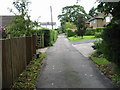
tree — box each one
[76,13,86,37]
[62,22,77,32]
[58,5,88,25]
[97,2,120,66]
[88,7,98,18]
[7,0,33,37]
[58,5,87,36]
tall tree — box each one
[58,5,87,36]
[58,5,88,25]
[76,13,86,37]
[88,7,98,18]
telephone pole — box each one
[50,6,53,29]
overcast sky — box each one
[0,0,99,28]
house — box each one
[86,13,112,28]
[0,15,15,27]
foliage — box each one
[62,22,77,33]
[58,5,88,25]
[68,36,98,41]
[92,40,104,57]
[88,7,98,19]
[102,22,120,66]
[85,28,96,35]
[90,56,111,65]
[66,28,77,37]
[58,5,88,36]
[97,2,120,66]
[6,0,34,37]
[11,53,47,89]
[95,27,105,32]
[76,13,86,37]
[33,28,58,48]
[97,2,120,21]
[90,56,120,87]
[94,32,102,38]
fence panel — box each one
[2,35,36,88]
[11,37,26,82]
[2,39,13,88]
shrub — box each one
[36,28,58,48]
[85,28,96,35]
[102,22,120,66]
[66,28,76,37]
[92,40,104,57]
[96,27,105,32]
[94,32,102,38]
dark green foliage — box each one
[85,28,96,35]
[88,7,98,18]
[34,28,58,48]
[76,14,86,37]
[92,40,104,57]
[97,2,120,66]
[94,32,102,38]
[66,28,76,37]
[102,22,120,66]
[95,27,105,32]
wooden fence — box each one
[2,35,37,88]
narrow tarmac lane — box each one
[36,34,115,88]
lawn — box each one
[90,56,111,65]
[68,36,99,41]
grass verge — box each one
[90,56,120,87]
[68,36,99,41]
[11,52,47,89]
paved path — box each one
[72,43,95,57]
[36,34,115,88]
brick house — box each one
[86,13,112,28]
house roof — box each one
[87,13,105,22]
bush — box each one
[94,32,102,38]
[102,22,120,66]
[96,27,105,32]
[85,28,96,35]
[66,28,77,37]
[35,28,58,48]
[92,40,104,57]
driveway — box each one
[36,34,115,88]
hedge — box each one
[66,28,77,37]
[85,28,96,35]
[33,28,58,48]
[85,27,105,36]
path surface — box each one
[72,43,95,57]
[36,34,114,88]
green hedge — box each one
[85,28,96,35]
[66,28,77,37]
[85,27,105,36]
[33,28,58,48]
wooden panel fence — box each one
[1,35,37,88]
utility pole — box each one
[50,6,53,29]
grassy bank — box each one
[68,36,99,41]
[11,53,47,89]
[90,56,120,87]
